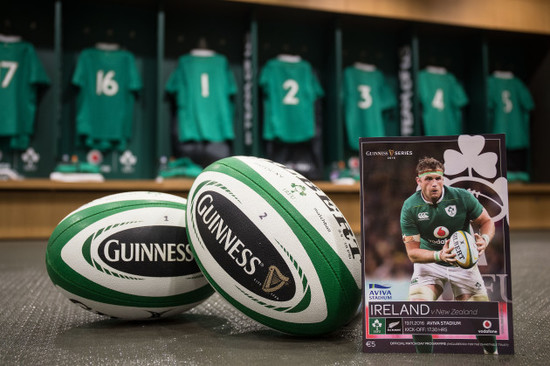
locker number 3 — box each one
[358,85,373,109]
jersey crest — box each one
[445,205,457,217]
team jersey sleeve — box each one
[28,46,50,86]
[302,61,322,99]
[451,75,469,108]
[71,51,90,138]
[400,200,419,237]
[165,58,183,95]
[462,189,484,221]
[127,53,142,92]
[341,67,349,102]
[165,62,189,111]
[380,73,397,110]
[165,71,177,94]
[258,62,270,89]
[71,52,86,88]
[516,78,534,112]
[311,67,324,99]
[225,59,237,96]
[417,71,429,106]
[19,44,50,138]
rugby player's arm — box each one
[472,208,495,256]
[403,235,455,264]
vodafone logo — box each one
[483,320,492,329]
[433,226,449,239]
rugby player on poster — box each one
[400,157,497,354]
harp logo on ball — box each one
[194,190,297,302]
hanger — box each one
[277,54,301,63]
[0,34,22,43]
[95,42,120,51]
[191,49,215,56]
[425,65,447,74]
[354,62,376,71]
[493,70,514,79]
[191,37,215,56]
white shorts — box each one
[409,262,487,299]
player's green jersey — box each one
[488,75,534,149]
[260,57,324,143]
[400,185,483,258]
[418,70,468,136]
[342,66,396,149]
[0,41,50,149]
[166,53,237,142]
[72,48,142,151]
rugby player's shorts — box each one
[409,262,487,299]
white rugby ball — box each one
[46,191,213,319]
[186,156,362,335]
[449,230,479,269]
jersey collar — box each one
[420,186,446,205]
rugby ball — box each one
[449,230,479,269]
[46,191,214,319]
[186,156,362,335]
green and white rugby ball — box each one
[186,156,361,335]
[46,191,213,319]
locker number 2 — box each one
[283,79,299,105]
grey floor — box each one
[1,231,549,365]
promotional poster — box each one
[360,135,513,354]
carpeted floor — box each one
[0,231,548,365]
